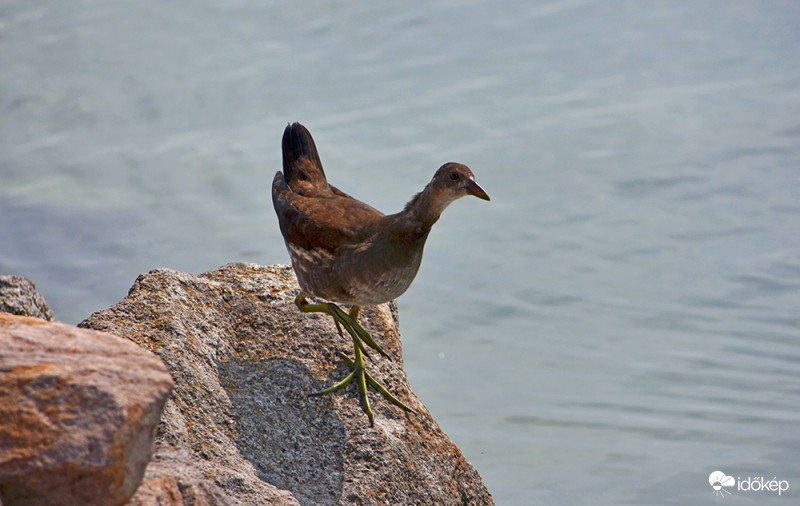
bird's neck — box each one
[401,183,455,229]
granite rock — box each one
[0,276,54,321]
[0,313,174,506]
[80,262,493,505]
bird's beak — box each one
[467,179,491,201]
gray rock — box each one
[0,313,174,506]
[0,276,54,321]
[80,262,493,505]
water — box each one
[2,1,799,503]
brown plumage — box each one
[272,122,490,307]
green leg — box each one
[297,294,415,426]
[295,294,389,359]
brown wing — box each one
[272,171,385,254]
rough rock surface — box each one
[80,262,493,505]
[0,313,174,506]
[0,276,54,321]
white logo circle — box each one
[709,471,735,495]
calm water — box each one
[2,1,799,503]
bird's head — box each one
[430,162,491,204]
[403,162,490,225]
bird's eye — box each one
[449,171,460,181]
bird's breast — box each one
[286,238,425,306]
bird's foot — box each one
[309,351,414,426]
[295,294,414,426]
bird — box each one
[272,122,490,425]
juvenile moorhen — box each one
[272,122,490,425]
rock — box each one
[80,262,494,505]
[0,276,54,321]
[0,313,174,506]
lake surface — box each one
[2,1,799,503]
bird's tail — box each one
[281,122,326,184]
